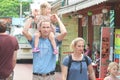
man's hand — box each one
[22,18,33,41]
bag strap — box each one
[84,55,89,66]
[67,55,72,80]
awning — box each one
[58,0,108,15]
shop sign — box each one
[92,14,103,26]
[114,29,120,63]
[99,27,110,78]
[82,16,88,27]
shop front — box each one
[58,0,120,78]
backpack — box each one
[67,55,89,80]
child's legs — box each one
[34,31,41,48]
[49,32,56,49]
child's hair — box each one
[107,62,119,74]
[70,37,85,51]
[40,2,51,15]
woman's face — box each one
[110,65,118,76]
[74,40,84,54]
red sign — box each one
[99,27,110,78]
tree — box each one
[0,0,29,17]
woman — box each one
[62,37,96,80]
[94,50,100,78]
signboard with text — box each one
[114,29,120,63]
[99,27,110,78]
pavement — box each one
[14,63,62,80]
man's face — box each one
[39,22,51,37]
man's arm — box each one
[12,50,17,68]
[55,14,67,41]
[22,18,33,41]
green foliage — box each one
[0,0,29,17]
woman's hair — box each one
[86,43,90,47]
[107,62,119,74]
[70,37,85,51]
[96,50,100,55]
[40,2,51,15]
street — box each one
[13,62,62,80]
[14,63,32,80]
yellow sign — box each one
[115,29,120,54]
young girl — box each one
[104,62,119,80]
[32,2,58,54]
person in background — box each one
[94,50,100,78]
[22,13,67,80]
[104,62,119,80]
[84,43,92,59]
[0,21,19,80]
[32,2,58,54]
[62,37,96,80]
[95,50,100,67]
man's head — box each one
[38,20,52,38]
[0,21,7,33]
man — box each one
[0,22,19,80]
[22,14,67,80]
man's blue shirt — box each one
[29,37,61,74]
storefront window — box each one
[93,26,101,52]
[83,26,88,43]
